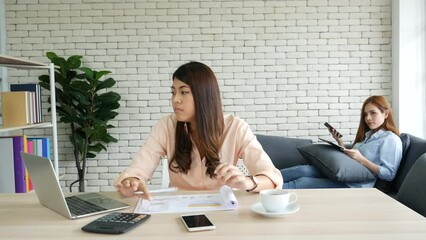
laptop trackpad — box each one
[78,193,128,209]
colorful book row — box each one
[0,136,50,193]
[0,83,43,127]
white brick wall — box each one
[4,0,392,192]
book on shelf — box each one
[28,137,50,159]
[0,135,30,193]
[26,137,50,191]
[10,83,43,123]
[0,137,16,193]
[22,136,33,192]
[0,135,50,193]
[26,138,34,192]
[13,136,27,193]
[0,91,31,127]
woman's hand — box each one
[329,129,345,147]
[343,148,380,176]
[214,162,251,190]
[114,177,152,200]
[343,149,364,163]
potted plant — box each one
[39,52,121,192]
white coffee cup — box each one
[259,189,298,213]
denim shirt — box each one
[346,130,402,188]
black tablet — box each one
[318,137,345,152]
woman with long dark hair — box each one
[115,62,282,199]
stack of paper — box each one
[134,186,239,214]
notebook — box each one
[21,152,129,219]
[318,137,345,152]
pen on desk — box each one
[134,187,178,195]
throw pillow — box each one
[256,134,312,169]
[297,144,376,183]
[374,133,410,193]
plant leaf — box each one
[70,81,92,92]
[80,67,94,81]
[95,70,111,80]
[46,52,58,61]
[68,90,90,105]
[67,55,83,69]
[89,143,106,153]
[98,92,121,104]
[96,78,116,91]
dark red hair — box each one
[353,96,399,146]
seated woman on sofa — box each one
[281,96,403,189]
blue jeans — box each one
[280,165,349,189]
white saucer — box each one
[250,202,300,218]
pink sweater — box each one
[115,114,283,190]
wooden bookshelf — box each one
[0,55,59,177]
[0,122,53,133]
[0,55,50,68]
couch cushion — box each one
[256,134,312,169]
[297,144,376,182]
[393,134,426,192]
[374,133,411,193]
[396,153,426,217]
[400,133,412,158]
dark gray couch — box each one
[256,133,426,217]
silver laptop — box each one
[21,152,129,219]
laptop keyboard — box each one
[66,196,106,216]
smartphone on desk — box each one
[181,213,216,232]
[324,122,342,138]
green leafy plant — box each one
[39,52,121,192]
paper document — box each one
[134,185,239,214]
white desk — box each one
[1,188,425,239]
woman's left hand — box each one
[343,148,364,163]
[214,162,250,190]
[343,148,380,176]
